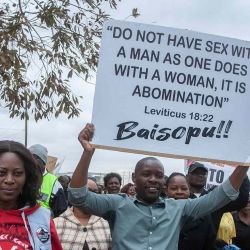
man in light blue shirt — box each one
[69,124,249,250]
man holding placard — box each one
[68,123,249,250]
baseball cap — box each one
[29,144,48,164]
[188,162,208,173]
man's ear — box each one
[132,172,136,183]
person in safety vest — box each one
[29,144,67,217]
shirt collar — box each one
[132,195,165,207]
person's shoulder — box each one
[53,207,77,225]
[51,179,64,193]
[26,205,52,222]
[24,204,49,215]
[98,217,111,230]
[55,207,71,218]
[91,214,110,225]
[163,197,184,202]
[53,215,63,224]
[46,172,56,176]
[118,193,128,198]
[163,197,187,206]
[231,211,238,220]
[36,205,51,215]
[45,172,58,180]
[103,193,128,199]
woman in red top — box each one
[0,140,62,250]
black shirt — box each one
[232,212,250,250]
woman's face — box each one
[166,175,190,200]
[127,185,136,197]
[106,177,121,194]
[0,152,26,210]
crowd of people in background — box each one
[0,124,249,249]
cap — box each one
[29,144,48,164]
[188,162,208,173]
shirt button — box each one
[149,232,152,235]
[153,217,156,219]
[149,247,152,250]
[83,227,87,232]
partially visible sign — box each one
[45,156,58,173]
[92,19,250,165]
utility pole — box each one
[24,92,28,147]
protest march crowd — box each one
[0,123,249,250]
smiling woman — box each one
[0,141,63,250]
[0,141,41,209]
[104,172,122,194]
[0,152,26,210]
[165,172,190,200]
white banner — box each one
[92,19,250,165]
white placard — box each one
[92,19,250,165]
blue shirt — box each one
[69,179,238,250]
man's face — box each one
[132,159,164,204]
[187,168,208,189]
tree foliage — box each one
[0,0,119,121]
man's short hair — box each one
[134,157,163,174]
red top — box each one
[0,204,62,250]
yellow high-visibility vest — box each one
[38,173,57,210]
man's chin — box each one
[109,190,119,194]
[144,194,160,203]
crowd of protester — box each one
[0,124,249,249]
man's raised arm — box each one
[183,165,249,220]
[70,123,95,188]
[229,165,249,191]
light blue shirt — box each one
[69,179,238,250]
